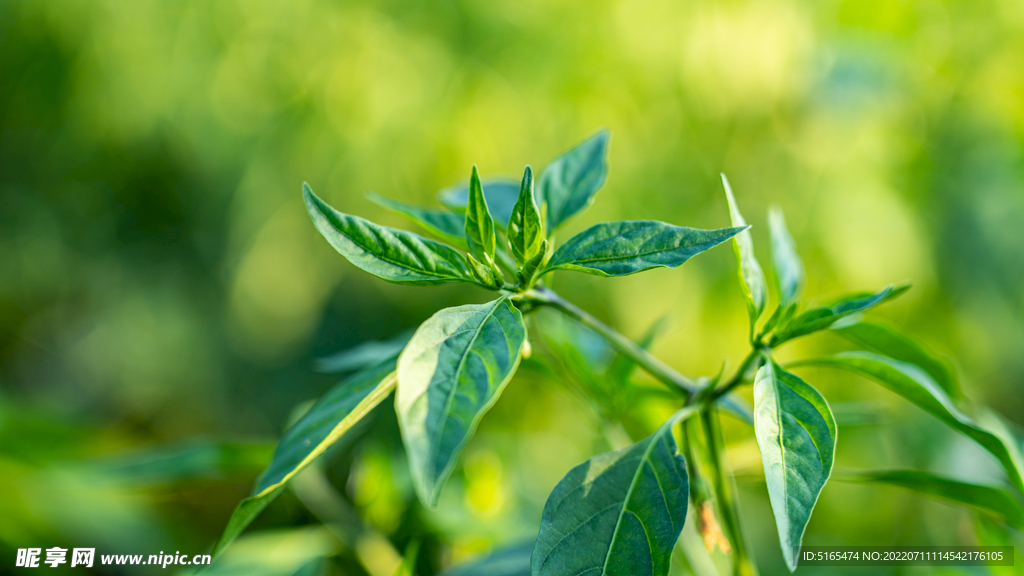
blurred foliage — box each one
[1,0,1023,574]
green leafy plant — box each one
[213,131,1024,575]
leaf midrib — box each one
[554,229,723,267]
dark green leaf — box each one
[213,361,397,557]
[440,542,533,576]
[314,330,412,374]
[537,129,610,232]
[542,220,744,277]
[531,407,697,576]
[438,179,521,228]
[770,284,909,345]
[721,174,767,335]
[304,184,476,286]
[794,352,1024,494]
[768,207,804,308]
[396,298,526,507]
[831,317,961,398]
[842,470,1024,530]
[465,165,497,262]
[508,166,544,266]
[752,358,836,572]
[366,191,466,247]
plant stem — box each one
[707,347,763,403]
[525,286,696,395]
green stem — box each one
[526,286,696,395]
[700,410,758,576]
[707,348,764,403]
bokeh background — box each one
[2,0,1023,574]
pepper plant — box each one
[213,131,1024,575]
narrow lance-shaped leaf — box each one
[721,174,767,336]
[542,220,745,277]
[366,191,466,247]
[396,297,526,507]
[768,206,804,309]
[304,184,476,286]
[840,470,1024,530]
[438,180,521,229]
[792,352,1024,494]
[314,330,413,374]
[770,283,910,345]
[538,129,610,232]
[752,358,836,572]
[831,317,961,399]
[465,165,497,262]
[531,407,698,576]
[213,361,398,557]
[508,165,544,266]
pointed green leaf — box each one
[440,542,533,576]
[842,470,1024,530]
[770,284,909,345]
[792,352,1024,494]
[508,166,544,266]
[531,407,697,576]
[465,166,497,261]
[438,179,521,228]
[752,359,836,572]
[537,130,610,232]
[213,361,397,557]
[366,191,467,247]
[542,220,744,277]
[831,317,961,399]
[767,207,804,308]
[304,184,475,286]
[464,253,503,289]
[518,239,550,286]
[721,175,767,335]
[396,297,526,507]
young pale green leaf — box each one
[464,253,503,289]
[213,362,397,557]
[439,542,533,576]
[366,192,466,247]
[507,166,544,266]
[767,206,804,308]
[304,184,476,286]
[794,352,1024,494]
[531,407,698,576]
[831,317,961,399]
[537,129,610,232]
[396,298,526,507]
[314,330,413,374]
[518,239,550,286]
[770,284,910,345]
[465,166,497,261]
[721,175,767,335]
[842,470,1024,530]
[752,358,836,572]
[542,220,745,277]
[438,179,521,228]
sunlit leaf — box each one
[531,407,697,576]
[794,352,1024,494]
[842,470,1024,530]
[542,220,744,277]
[507,166,544,267]
[831,317,961,398]
[366,191,466,247]
[721,174,767,337]
[465,165,497,262]
[396,297,526,507]
[213,362,397,557]
[537,129,610,232]
[304,184,476,286]
[752,358,836,572]
[767,206,804,308]
[770,284,909,345]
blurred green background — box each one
[2,0,1023,574]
